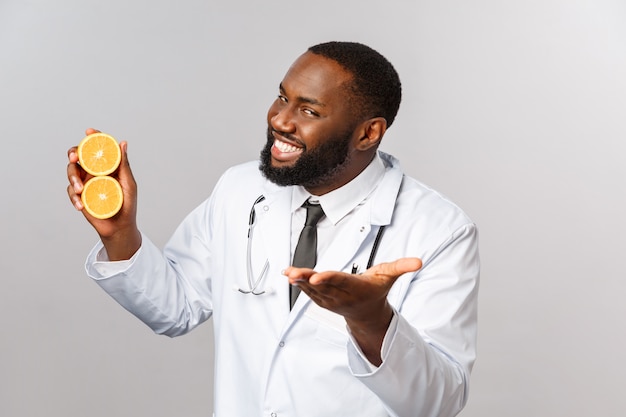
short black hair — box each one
[308,41,402,128]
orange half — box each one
[77,132,121,176]
[81,176,124,219]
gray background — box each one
[1,0,624,416]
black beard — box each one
[259,127,352,189]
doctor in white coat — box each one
[67,41,479,417]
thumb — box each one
[117,141,133,178]
[116,141,138,196]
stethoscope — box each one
[238,195,386,296]
[239,195,270,295]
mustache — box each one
[267,127,304,147]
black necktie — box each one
[290,201,325,309]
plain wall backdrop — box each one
[1,0,625,416]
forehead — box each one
[280,52,353,104]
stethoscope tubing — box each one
[240,195,385,295]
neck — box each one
[304,150,377,196]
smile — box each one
[274,138,302,153]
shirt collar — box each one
[291,153,386,225]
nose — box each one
[268,102,295,133]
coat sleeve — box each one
[84,162,259,337]
[347,223,479,417]
[85,196,215,337]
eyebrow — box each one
[279,83,326,107]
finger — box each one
[283,266,316,285]
[67,184,83,210]
[367,257,422,278]
[85,127,100,136]
[292,279,335,303]
[67,153,85,194]
[67,146,78,163]
[293,269,362,288]
[308,270,350,286]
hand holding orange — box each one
[77,132,124,219]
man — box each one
[67,41,479,417]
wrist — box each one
[345,301,394,338]
[101,227,141,261]
[345,303,393,367]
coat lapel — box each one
[253,186,293,315]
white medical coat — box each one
[86,152,479,417]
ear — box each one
[354,117,387,151]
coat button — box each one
[279,341,285,347]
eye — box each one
[302,108,319,117]
[277,95,288,103]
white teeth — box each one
[274,139,301,153]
